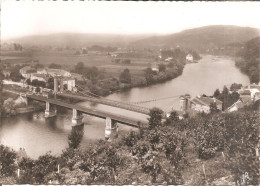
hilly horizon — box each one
[131,25,260,52]
[2,33,155,48]
[2,25,260,51]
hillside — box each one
[235,36,260,84]
[3,33,154,48]
[131,25,260,52]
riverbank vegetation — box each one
[73,48,190,96]
[1,103,259,185]
[235,36,260,84]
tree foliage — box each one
[235,37,260,84]
[0,145,17,177]
[68,127,84,149]
[148,107,164,129]
[48,63,61,69]
[119,68,131,84]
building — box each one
[238,84,260,100]
[151,67,159,74]
[19,66,37,79]
[30,73,50,83]
[63,77,76,91]
[190,96,222,113]
[46,69,71,77]
[165,57,173,62]
[225,96,252,112]
[186,54,193,62]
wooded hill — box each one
[235,36,260,84]
[131,25,260,52]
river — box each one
[0,55,250,159]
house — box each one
[254,92,260,102]
[62,77,76,91]
[226,96,252,112]
[186,54,193,62]
[165,57,173,62]
[190,96,222,113]
[37,68,48,74]
[46,69,71,77]
[238,84,260,100]
[151,67,159,74]
[37,68,71,77]
[19,66,37,79]
[30,73,50,83]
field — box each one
[1,50,156,77]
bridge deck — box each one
[57,93,151,115]
[27,95,148,128]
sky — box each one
[1,1,260,40]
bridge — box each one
[3,78,188,140]
[27,94,147,128]
[57,92,151,115]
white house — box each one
[151,67,159,74]
[186,54,193,62]
[63,77,76,91]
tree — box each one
[144,68,153,85]
[230,83,242,92]
[31,79,46,88]
[10,71,24,82]
[165,111,179,125]
[46,77,54,89]
[119,68,131,84]
[33,153,58,184]
[18,157,35,184]
[213,89,221,98]
[209,102,219,114]
[0,145,17,177]
[26,79,31,85]
[3,98,16,116]
[224,111,259,185]
[74,62,85,75]
[121,59,131,64]
[48,63,61,69]
[158,63,166,72]
[68,128,84,149]
[35,86,41,93]
[148,107,164,129]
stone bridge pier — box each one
[45,101,57,118]
[72,108,83,126]
[105,117,118,140]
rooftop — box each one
[191,96,222,106]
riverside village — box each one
[0,1,259,185]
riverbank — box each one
[77,58,187,97]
